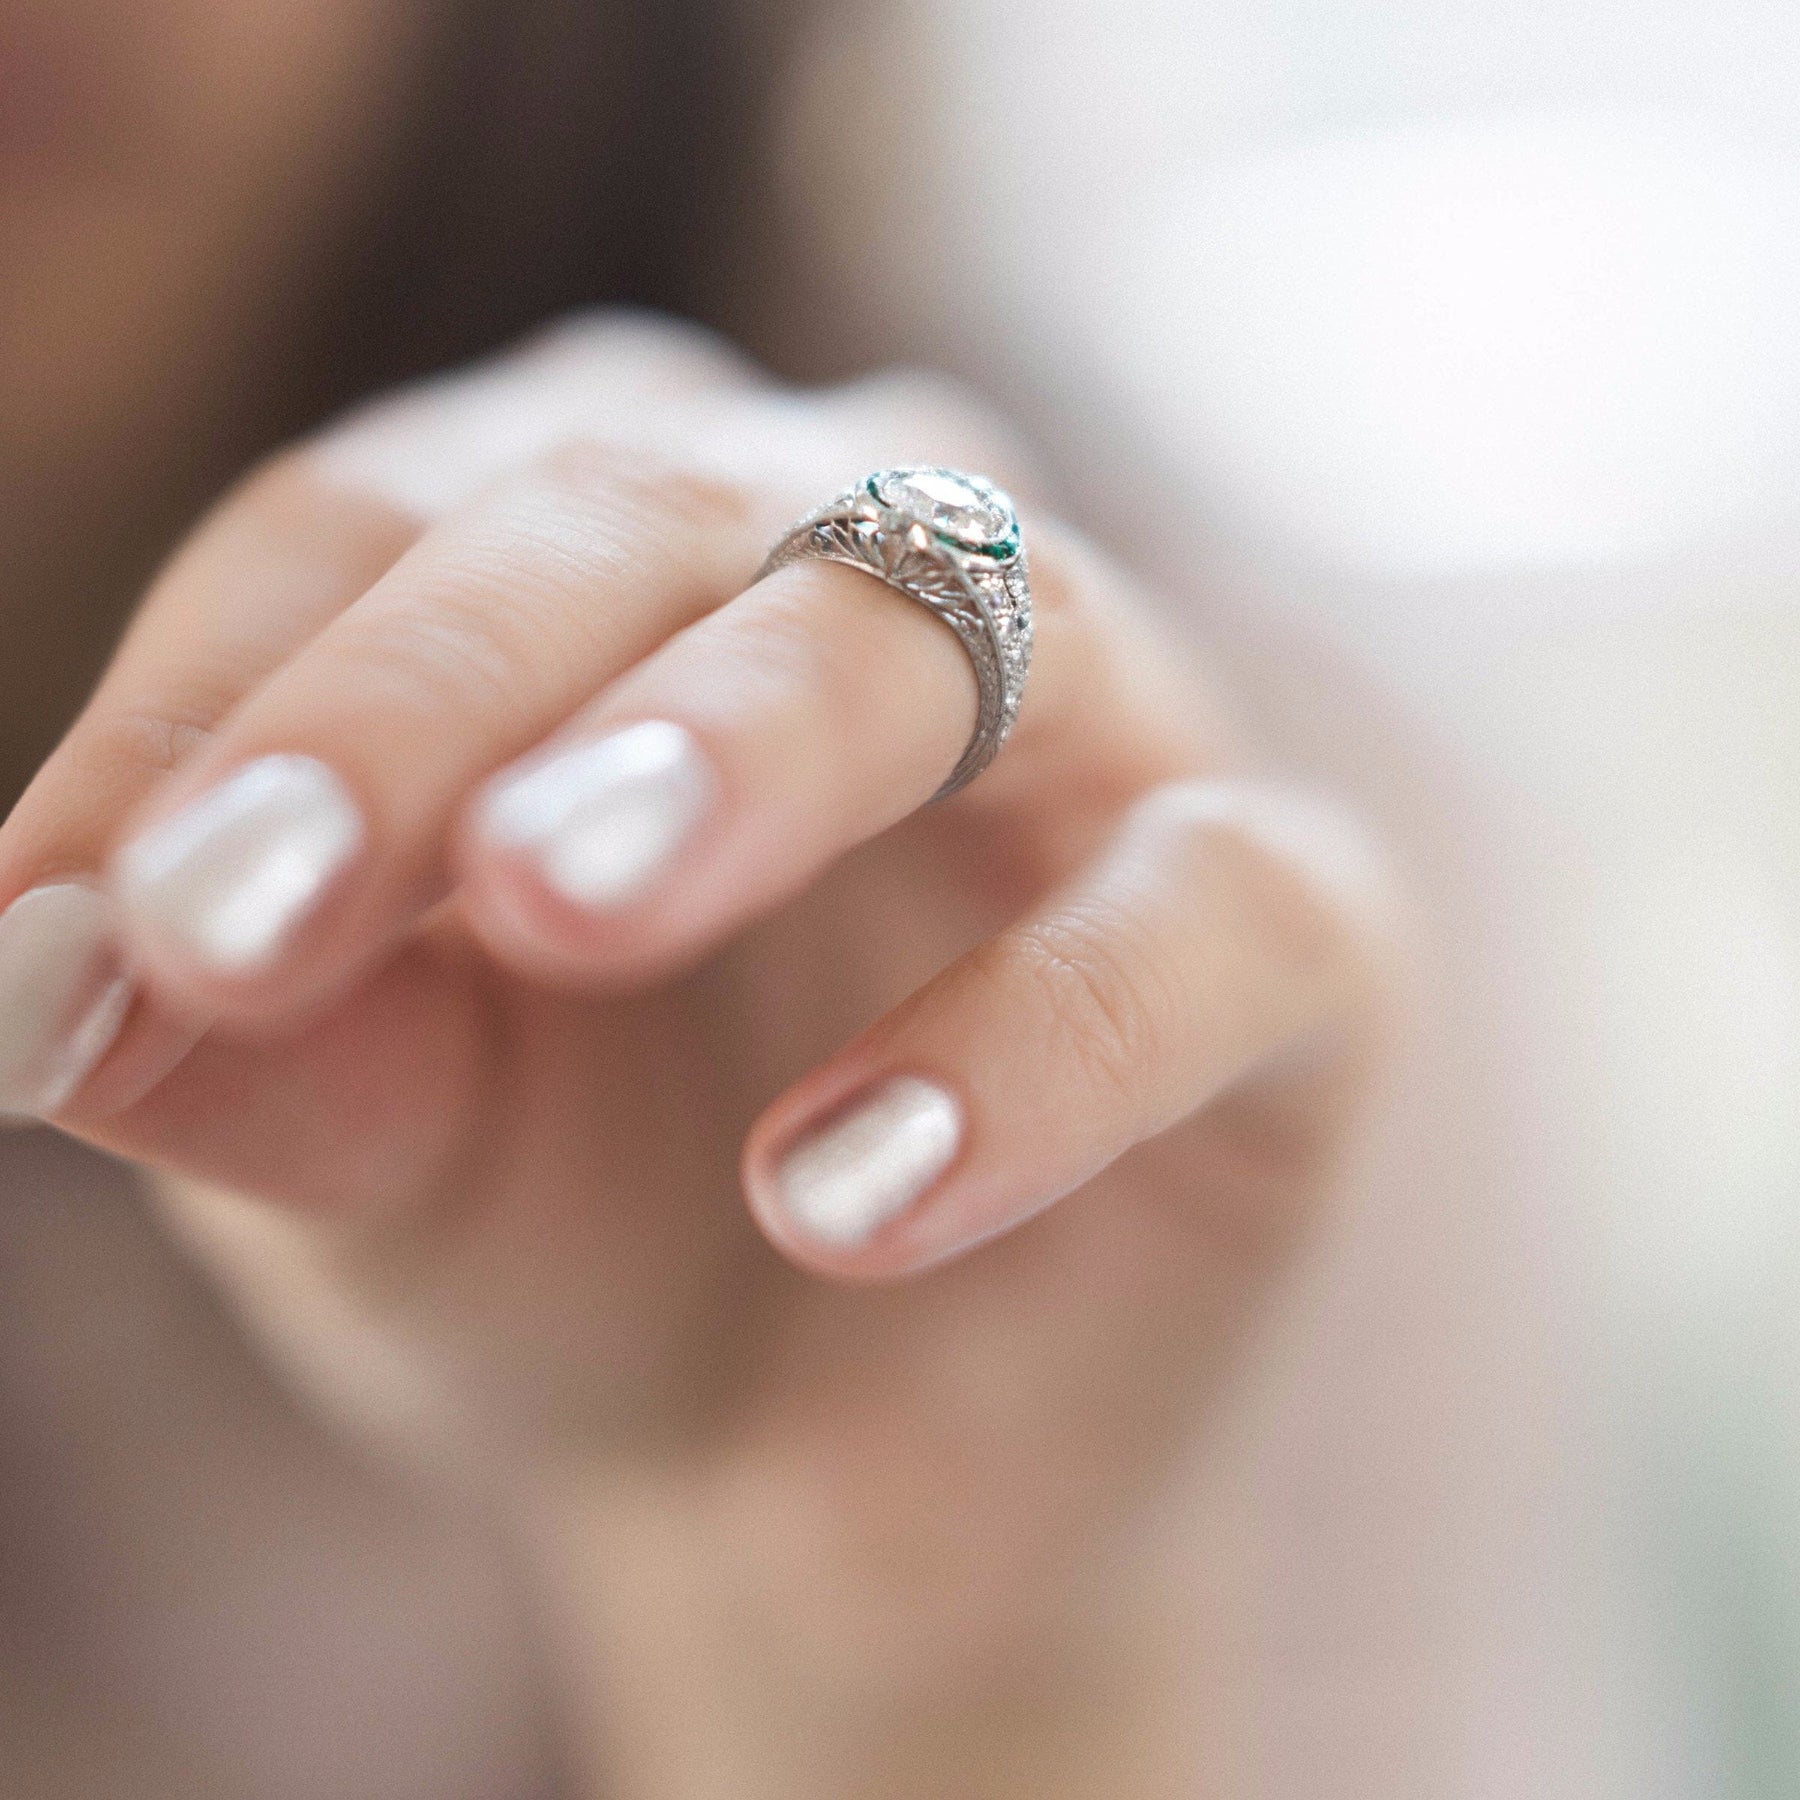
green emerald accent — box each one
[868,467,1019,560]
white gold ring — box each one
[758,467,1033,797]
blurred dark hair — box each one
[1,0,774,796]
[284,0,766,428]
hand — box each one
[0,314,1392,1792]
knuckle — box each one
[533,436,756,546]
[92,695,223,781]
[1018,521,1156,643]
[1139,781,1399,1029]
[1225,834,1345,995]
[1014,905,1172,1105]
[998,542,1239,788]
[1020,543,1092,642]
[534,307,756,385]
[308,314,761,522]
[341,575,564,725]
[839,365,984,422]
[1019,519,1095,619]
[1158,781,1393,955]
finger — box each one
[456,525,1223,988]
[28,310,761,886]
[62,933,495,1218]
[105,442,773,1024]
[32,310,752,865]
[99,372,1058,1023]
[741,780,1396,1280]
[2,459,419,885]
[0,460,421,1118]
[0,314,759,1112]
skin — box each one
[0,6,1394,1795]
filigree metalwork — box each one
[758,469,1033,798]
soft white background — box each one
[769,3,1800,1792]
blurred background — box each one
[6,0,1800,1793]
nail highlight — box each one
[479,720,715,909]
[115,755,364,974]
[0,885,132,1119]
[772,1076,963,1250]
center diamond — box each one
[869,467,1019,558]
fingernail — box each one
[479,720,716,909]
[115,754,364,974]
[0,885,132,1119]
[772,1076,963,1250]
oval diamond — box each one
[869,467,1019,558]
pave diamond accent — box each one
[869,467,1020,559]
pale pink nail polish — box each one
[0,885,132,1118]
[772,1076,963,1249]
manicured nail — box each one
[115,754,364,974]
[479,720,716,909]
[772,1076,963,1249]
[0,885,132,1119]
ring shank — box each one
[758,483,1031,799]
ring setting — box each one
[759,467,1032,797]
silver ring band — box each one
[758,467,1033,798]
